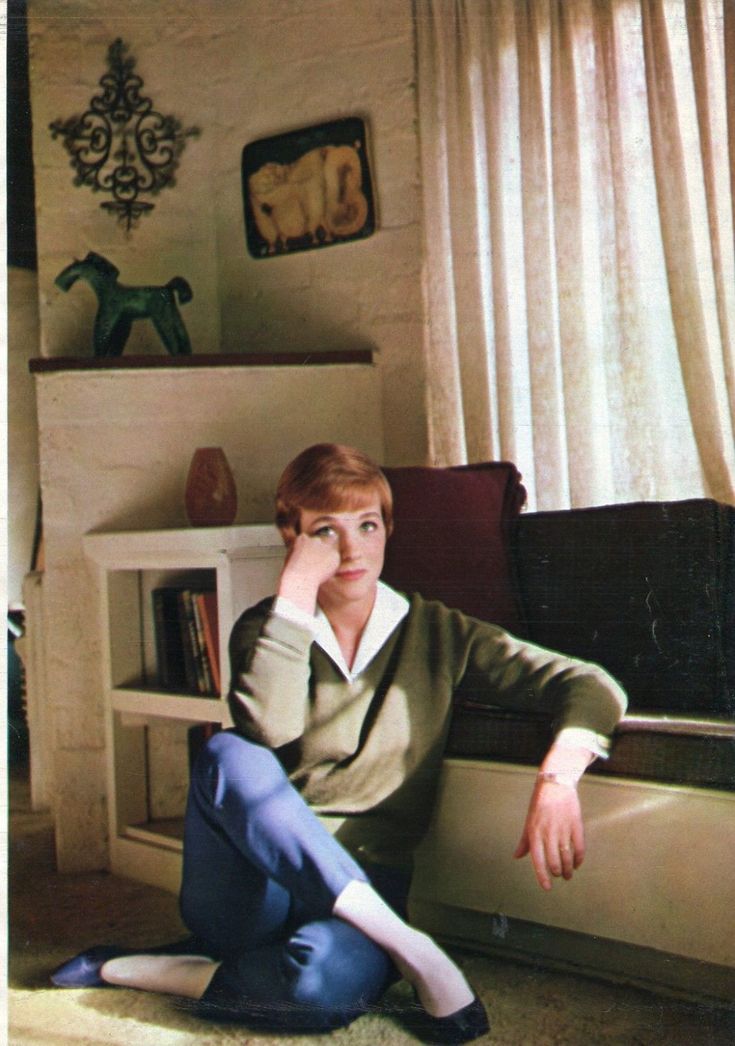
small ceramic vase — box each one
[185,447,238,526]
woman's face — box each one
[299,495,386,610]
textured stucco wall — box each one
[27,0,428,463]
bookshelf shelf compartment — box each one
[125,818,185,851]
[85,524,284,892]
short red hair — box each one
[275,444,393,540]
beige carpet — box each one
[8,767,734,1046]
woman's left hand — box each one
[513,741,595,890]
[513,777,585,890]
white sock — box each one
[101,954,220,999]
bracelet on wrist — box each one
[537,770,581,789]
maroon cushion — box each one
[381,462,527,633]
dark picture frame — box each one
[241,117,376,258]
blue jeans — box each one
[179,730,410,1032]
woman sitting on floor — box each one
[51,443,627,1044]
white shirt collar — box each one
[315,580,409,682]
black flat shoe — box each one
[50,945,132,988]
[407,994,490,1044]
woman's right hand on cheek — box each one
[278,533,340,611]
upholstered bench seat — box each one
[447,707,735,791]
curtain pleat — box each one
[687,0,735,426]
[417,2,466,464]
[477,1,537,491]
[416,0,735,508]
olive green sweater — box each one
[228,591,627,867]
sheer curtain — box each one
[415,0,735,510]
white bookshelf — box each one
[84,524,284,892]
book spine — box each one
[198,591,221,695]
[186,589,208,694]
[177,590,201,694]
[152,587,187,691]
[192,592,214,694]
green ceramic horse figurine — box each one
[55,251,193,356]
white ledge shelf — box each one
[111,688,227,722]
[30,350,374,373]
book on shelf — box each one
[178,589,203,694]
[152,588,188,692]
[152,586,220,696]
[197,591,221,694]
[190,593,213,694]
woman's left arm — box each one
[455,619,628,890]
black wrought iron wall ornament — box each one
[50,38,200,231]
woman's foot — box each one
[390,927,475,1017]
[395,937,490,1043]
[332,879,482,1021]
[406,994,490,1044]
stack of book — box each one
[152,587,221,696]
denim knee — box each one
[283,919,393,1024]
[193,729,285,804]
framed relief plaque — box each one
[242,117,376,258]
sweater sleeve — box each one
[227,597,315,747]
[454,614,628,747]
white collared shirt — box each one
[273,580,409,683]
